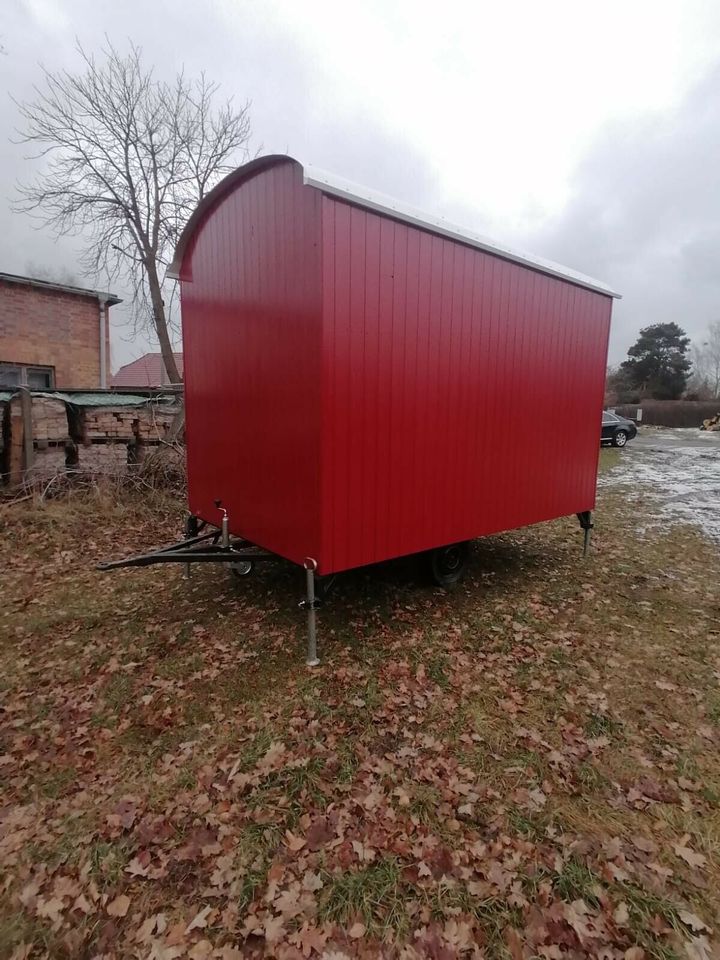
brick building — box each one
[0,272,121,390]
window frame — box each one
[0,361,56,390]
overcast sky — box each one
[2,0,719,370]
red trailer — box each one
[102,154,619,663]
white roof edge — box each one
[303,165,621,300]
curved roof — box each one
[168,154,620,299]
[167,154,297,280]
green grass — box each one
[553,858,603,907]
[88,840,133,889]
[617,882,688,960]
[427,651,451,689]
[103,672,134,711]
[506,807,547,840]
[585,711,624,738]
[408,784,443,825]
[318,858,409,936]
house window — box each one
[26,367,55,389]
[0,362,55,389]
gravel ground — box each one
[599,426,720,543]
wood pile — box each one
[701,413,720,431]
[31,397,69,442]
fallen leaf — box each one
[106,894,131,918]
[263,914,286,943]
[165,921,188,946]
[302,871,324,892]
[186,905,212,932]
[348,922,366,938]
[614,902,630,926]
[290,922,329,958]
[36,897,65,923]
[679,910,710,934]
[631,835,658,855]
[285,829,307,852]
[188,940,213,960]
[306,816,334,851]
[673,843,707,869]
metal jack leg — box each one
[184,513,198,579]
[302,558,320,667]
[576,511,594,557]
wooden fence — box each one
[612,400,720,428]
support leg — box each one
[184,513,198,579]
[303,558,320,667]
[576,511,593,557]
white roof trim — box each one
[303,165,621,300]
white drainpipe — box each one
[98,296,108,389]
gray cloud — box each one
[1,0,440,368]
[2,1,718,371]
[527,63,720,362]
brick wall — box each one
[0,279,111,388]
[1,392,183,488]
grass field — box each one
[1,449,719,959]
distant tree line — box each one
[606,320,720,404]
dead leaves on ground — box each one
[1,488,720,958]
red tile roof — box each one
[112,352,183,388]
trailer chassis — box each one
[97,512,337,666]
[99,510,593,666]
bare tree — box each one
[689,321,720,398]
[15,42,252,383]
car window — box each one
[602,412,619,424]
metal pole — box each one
[98,298,108,389]
[304,558,319,667]
[19,388,34,484]
[577,510,593,558]
[184,513,197,579]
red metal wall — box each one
[319,197,612,574]
[179,160,323,565]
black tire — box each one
[230,560,254,578]
[612,429,628,448]
[429,542,469,587]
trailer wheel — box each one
[230,560,254,578]
[429,542,469,587]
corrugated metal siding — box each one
[180,161,323,564]
[320,196,612,574]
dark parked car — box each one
[602,411,637,447]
